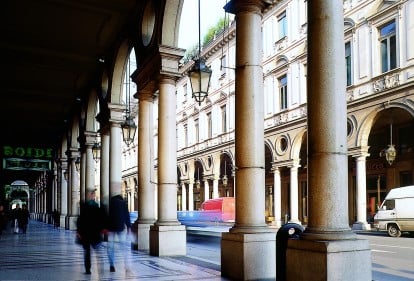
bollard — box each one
[276,223,304,281]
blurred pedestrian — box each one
[17,204,30,234]
[52,209,60,229]
[76,188,107,275]
[106,194,131,273]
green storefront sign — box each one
[2,146,53,171]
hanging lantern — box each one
[75,157,81,172]
[121,116,137,147]
[188,0,212,106]
[92,142,101,162]
[189,59,212,105]
[384,144,396,166]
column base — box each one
[134,223,153,250]
[352,222,371,231]
[221,232,276,280]
[66,216,78,230]
[149,224,186,256]
[60,215,66,229]
[286,238,372,281]
[268,219,283,229]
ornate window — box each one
[345,41,352,86]
[278,11,287,39]
[279,75,288,110]
[379,20,397,73]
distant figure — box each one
[53,209,60,229]
[76,188,107,275]
[17,205,30,234]
[0,204,8,237]
[106,194,131,273]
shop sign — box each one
[366,161,385,171]
[3,158,51,171]
[2,145,53,159]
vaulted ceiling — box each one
[0,0,145,186]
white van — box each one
[373,185,414,237]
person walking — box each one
[76,188,107,275]
[106,194,131,273]
[52,209,60,229]
[17,204,30,234]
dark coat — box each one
[17,208,30,227]
[107,195,131,232]
[77,200,106,245]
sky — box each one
[178,0,231,50]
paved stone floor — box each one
[0,220,228,281]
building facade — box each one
[120,0,414,231]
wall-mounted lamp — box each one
[189,0,212,106]
[92,142,101,162]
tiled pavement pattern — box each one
[0,220,228,281]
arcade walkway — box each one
[0,220,228,281]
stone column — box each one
[352,150,371,230]
[204,179,210,202]
[135,90,156,250]
[212,178,219,199]
[54,165,60,213]
[67,149,80,230]
[79,150,86,203]
[84,132,96,200]
[222,1,276,279]
[272,166,282,227]
[188,182,194,211]
[60,160,68,228]
[181,182,187,211]
[51,169,57,213]
[150,73,186,256]
[285,1,372,280]
[100,128,110,210]
[289,160,300,224]
[108,103,124,198]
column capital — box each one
[271,158,301,170]
[134,89,155,102]
[224,0,269,15]
[83,131,98,147]
[66,147,80,160]
[159,45,185,78]
[349,146,370,158]
[107,103,125,125]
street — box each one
[186,230,414,281]
[359,231,414,281]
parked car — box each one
[374,185,414,237]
